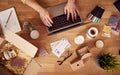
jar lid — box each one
[74,35,85,44]
[95,40,104,48]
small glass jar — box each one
[95,40,104,48]
[23,21,39,39]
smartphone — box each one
[114,0,120,12]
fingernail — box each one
[50,24,52,27]
[67,18,69,21]
[72,19,74,22]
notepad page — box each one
[0,7,21,34]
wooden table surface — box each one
[0,0,120,75]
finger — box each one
[41,18,49,26]
[41,17,51,27]
[67,11,70,21]
[71,11,74,21]
[76,9,80,15]
[74,10,77,20]
[40,15,48,26]
[47,16,53,24]
[64,8,67,15]
[45,17,52,27]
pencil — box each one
[5,10,13,27]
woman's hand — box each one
[64,0,79,21]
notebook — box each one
[46,3,83,35]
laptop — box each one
[46,3,83,35]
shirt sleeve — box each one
[21,0,26,3]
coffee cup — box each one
[86,27,98,38]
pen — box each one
[5,10,13,27]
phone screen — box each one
[114,0,120,12]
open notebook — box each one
[0,7,21,35]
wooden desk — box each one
[0,0,120,75]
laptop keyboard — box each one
[48,14,81,32]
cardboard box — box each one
[0,30,38,74]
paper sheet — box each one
[0,7,21,35]
[50,38,71,58]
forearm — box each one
[25,0,44,13]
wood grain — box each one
[0,0,120,75]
